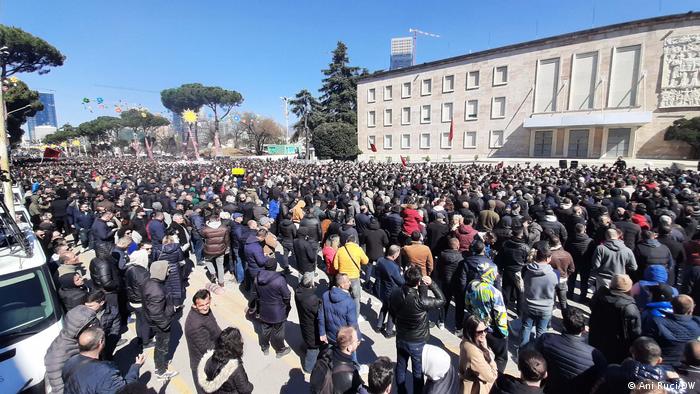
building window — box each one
[401,133,411,149]
[421,105,431,123]
[421,79,432,96]
[367,135,376,149]
[443,75,455,93]
[440,132,452,149]
[384,85,393,101]
[402,82,411,98]
[401,107,411,125]
[384,109,393,126]
[368,88,376,103]
[491,97,506,119]
[489,130,504,148]
[465,100,478,120]
[367,111,376,127]
[609,44,641,108]
[493,66,508,86]
[463,131,477,148]
[441,103,453,122]
[420,132,431,149]
[535,58,560,113]
[533,130,553,157]
[384,134,393,150]
[467,71,480,90]
[570,52,598,110]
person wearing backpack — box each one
[310,326,365,394]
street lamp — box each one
[280,96,289,145]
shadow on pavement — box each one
[280,368,309,394]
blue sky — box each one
[3,0,698,128]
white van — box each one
[0,199,62,393]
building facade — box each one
[390,37,413,70]
[26,92,58,142]
[357,13,700,162]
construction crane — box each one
[409,28,440,65]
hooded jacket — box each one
[644,312,700,367]
[255,269,291,324]
[277,218,297,242]
[381,211,404,240]
[565,232,595,271]
[438,249,462,287]
[466,267,508,337]
[244,234,267,276]
[401,207,423,235]
[592,239,637,283]
[318,287,357,343]
[362,220,389,261]
[454,224,478,252]
[523,262,558,314]
[197,350,253,394]
[291,200,306,223]
[594,358,687,394]
[588,287,642,364]
[422,344,460,394]
[632,265,678,310]
[293,234,317,274]
[153,242,185,304]
[294,285,321,348]
[201,221,230,257]
[141,260,176,331]
[540,215,568,244]
[125,260,150,307]
[634,239,673,280]
[44,305,97,394]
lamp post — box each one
[0,46,15,217]
[280,96,290,145]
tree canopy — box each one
[319,41,363,125]
[5,79,43,144]
[238,113,283,155]
[120,109,170,160]
[312,122,360,160]
[160,83,206,114]
[289,89,322,159]
[665,116,700,158]
[77,116,122,143]
[0,25,65,79]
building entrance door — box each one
[568,129,589,158]
[606,128,631,157]
[533,130,553,157]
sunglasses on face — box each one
[476,329,487,335]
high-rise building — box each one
[390,37,413,70]
[26,92,57,141]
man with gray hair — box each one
[592,228,637,289]
[62,326,144,393]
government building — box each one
[356,12,700,162]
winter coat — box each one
[523,262,558,314]
[44,305,97,394]
[147,219,166,247]
[588,287,642,364]
[381,212,404,240]
[277,219,297,242]
[255,270,291,324]
[73,211,94,231]
[299,215,322,242]
[465,268,508,337]
[565,233,595,272]
[153,243,185,304]
[634,239,673,280]
[294,286,321,348]
[454,224,478,252]
[540,215,568,244]
[362,221,389,262]
[91,218,115,247]
[55,264,89,311]
[185,309,222,370]
[423,344,460,394]
[401,242,434,276]
[339,224,359,245]
[438,249,462,288]
[124,263,150,306]
[401,208,423,235]
[244,234,267,276]
[198,350,254,394]
[592,239,637,284]
[549,247,575,279]
[594,358,686,394]
[458,340,497,394]
[201,223,230,257]
[643,312,700,367]
[632,265,678,310]
[333,242,369,279]
[535,333,607,394]
[496,237,530,275]
[293,237,317,274]
[291,200,306,223]
[389,282,445,343]
[318,287,357,343]
[491,374,545,394]
[89,257,121,294]
[459,254,497,292]
[62,354,141,394]
[614,220,642,250]
[141,265,176,331]
[375,257,405,304]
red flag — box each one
[449,119,454,142]
[370,143,377,152]
[400,156,407,167]
[43,147,61,159]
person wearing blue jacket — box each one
[318,273,359,353]
[244,228,269,291]
[255,258,292,357]
[643,295,700,367]
[375,245,404,337]
[632,265,679,311]
[73,202,94,250]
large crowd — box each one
[16,156,700,393]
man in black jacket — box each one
[614,210,642,250]
[89,256,121,314]
[294,227,317,285]
[294,275,322,374]
[310,326,365,394]
[124,250,151,351]
[389,265,445,394]
[83,290,123,360]
[535,307,607,394]
[142,260,180,381]
[90,210,117,258]
[566,223,596,302]
[426,212,450,258]
[185,289,221,394]
[55,251,89,311]
[437,238,462,330]
[361,217,389,292]
[496,227,529,314]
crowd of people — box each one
[17,156,700,393]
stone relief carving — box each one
[660,34,700,108]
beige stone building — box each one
[357,13,700,163]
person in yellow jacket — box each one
[333,234,369,320]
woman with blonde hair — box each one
[459,315,498,394]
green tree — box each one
[120,109,170,160]
[238,113,284,155]
[77,116,121,143]
[4,80,43,144]
[161,83,206,157]
[289,89,322,159]
[312,122,360,160]
[199,86,243,157]
[0,25,65,79]
[665,116,700,158]
[43,123,77,145]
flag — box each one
[43,147,61,159]
[449,119,454,142]
[400,156,407,167]
[370,143,377,152]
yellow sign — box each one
[231,168,245,176]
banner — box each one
[231,168,246,176]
